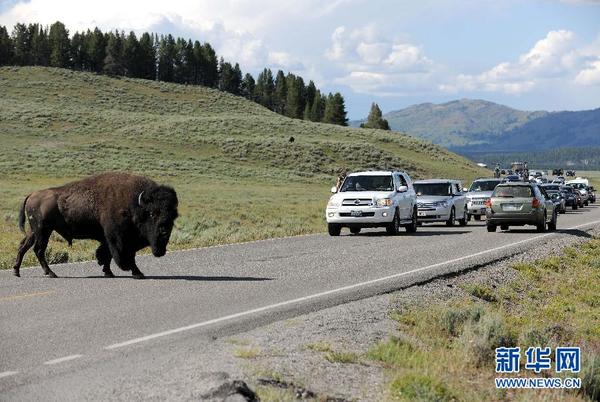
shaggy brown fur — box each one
[13,172,178,279]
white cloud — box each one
[440,30,588,94]
[326,25,438,95]
[575,60,600,85]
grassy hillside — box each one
[0,66,488,270]
[374,99,546,147]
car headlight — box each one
[434,201,448,208]
[327,199,340,208]
[376,198,392,207]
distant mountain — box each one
[351,99,600,152]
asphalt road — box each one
[1,204,600,400]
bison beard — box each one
[13,173,178,279]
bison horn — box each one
[138,191,144,207]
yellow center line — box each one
[0,290,55,302]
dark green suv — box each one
[485,183,557,232]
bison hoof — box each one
[132,272,145,280]
[104,270,115,278]
[46,271,58,278]
[13,269,20,277]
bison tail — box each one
[18,195,30,233]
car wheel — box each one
[548,211,557,231]
[458,206,468,226]
[487,224,497,232]
[474,215,482,221]
[328,223,341,236]
[536,212,547,232]
[350,227,361,235]
[386,209,401,235]
[585,200,589,206]
[405,207,418,233]
[500,224,509,231]
[573,204,578,210]
[446,207,455,227]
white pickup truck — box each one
[325,170,418,236]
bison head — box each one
[137,185,179,257]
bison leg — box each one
[95,243,114,278]
[33,230,57,278]
[13,232,35,277]
[106,241,145,279]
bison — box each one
[13,172,179,279]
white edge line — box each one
[43,354,83,365]
[105,219,600,350]
[0,371,18,379]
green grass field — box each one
[0,66,488,270]
[369,239,600,401]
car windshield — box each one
[493,186,533,198]
[570,183,586,189]
[414,183,451,196]
[340,175,394,192]
[469,180,500,192]
[543,185,561,191]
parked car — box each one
[414,179,468,226]
[464,178,503,221]
[326,171,418,236]
[561,186,579,210]
[567,179,590,207]
[485,183,557,232]
[541,184,566,214]
[573,189,586,208]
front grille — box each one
[342,198,373,206]
[417,202,436,208]
[339,212,375,217]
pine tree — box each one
[122,31,140,77]
[323,92,348,126]
[103,31,124,76]
[48,21,70,68]
[218,57,241,94]
[241,73,255,100]
[274,70,287,114]
[309,89,325,122]
[254,68,274,110]
[0,26,13,65]
[285,74,306,119]
[87,28,106,73]
[138,32,156,80]
[200,43,218,87]
[157,34,176,82]
[70,31,88,70]
[360,103,390,130]
[28,24,49,66]
[11,23,31,66]
[304,80,316,117]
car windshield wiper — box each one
[496,195,515,198]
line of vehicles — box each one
[325,169,596,236]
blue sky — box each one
[1,0,599,118]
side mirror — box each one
[397,185,408,193]
[330,186,337,193]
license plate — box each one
[418,212,426,217]
[502,204,520,211]
[350,210,362,217]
